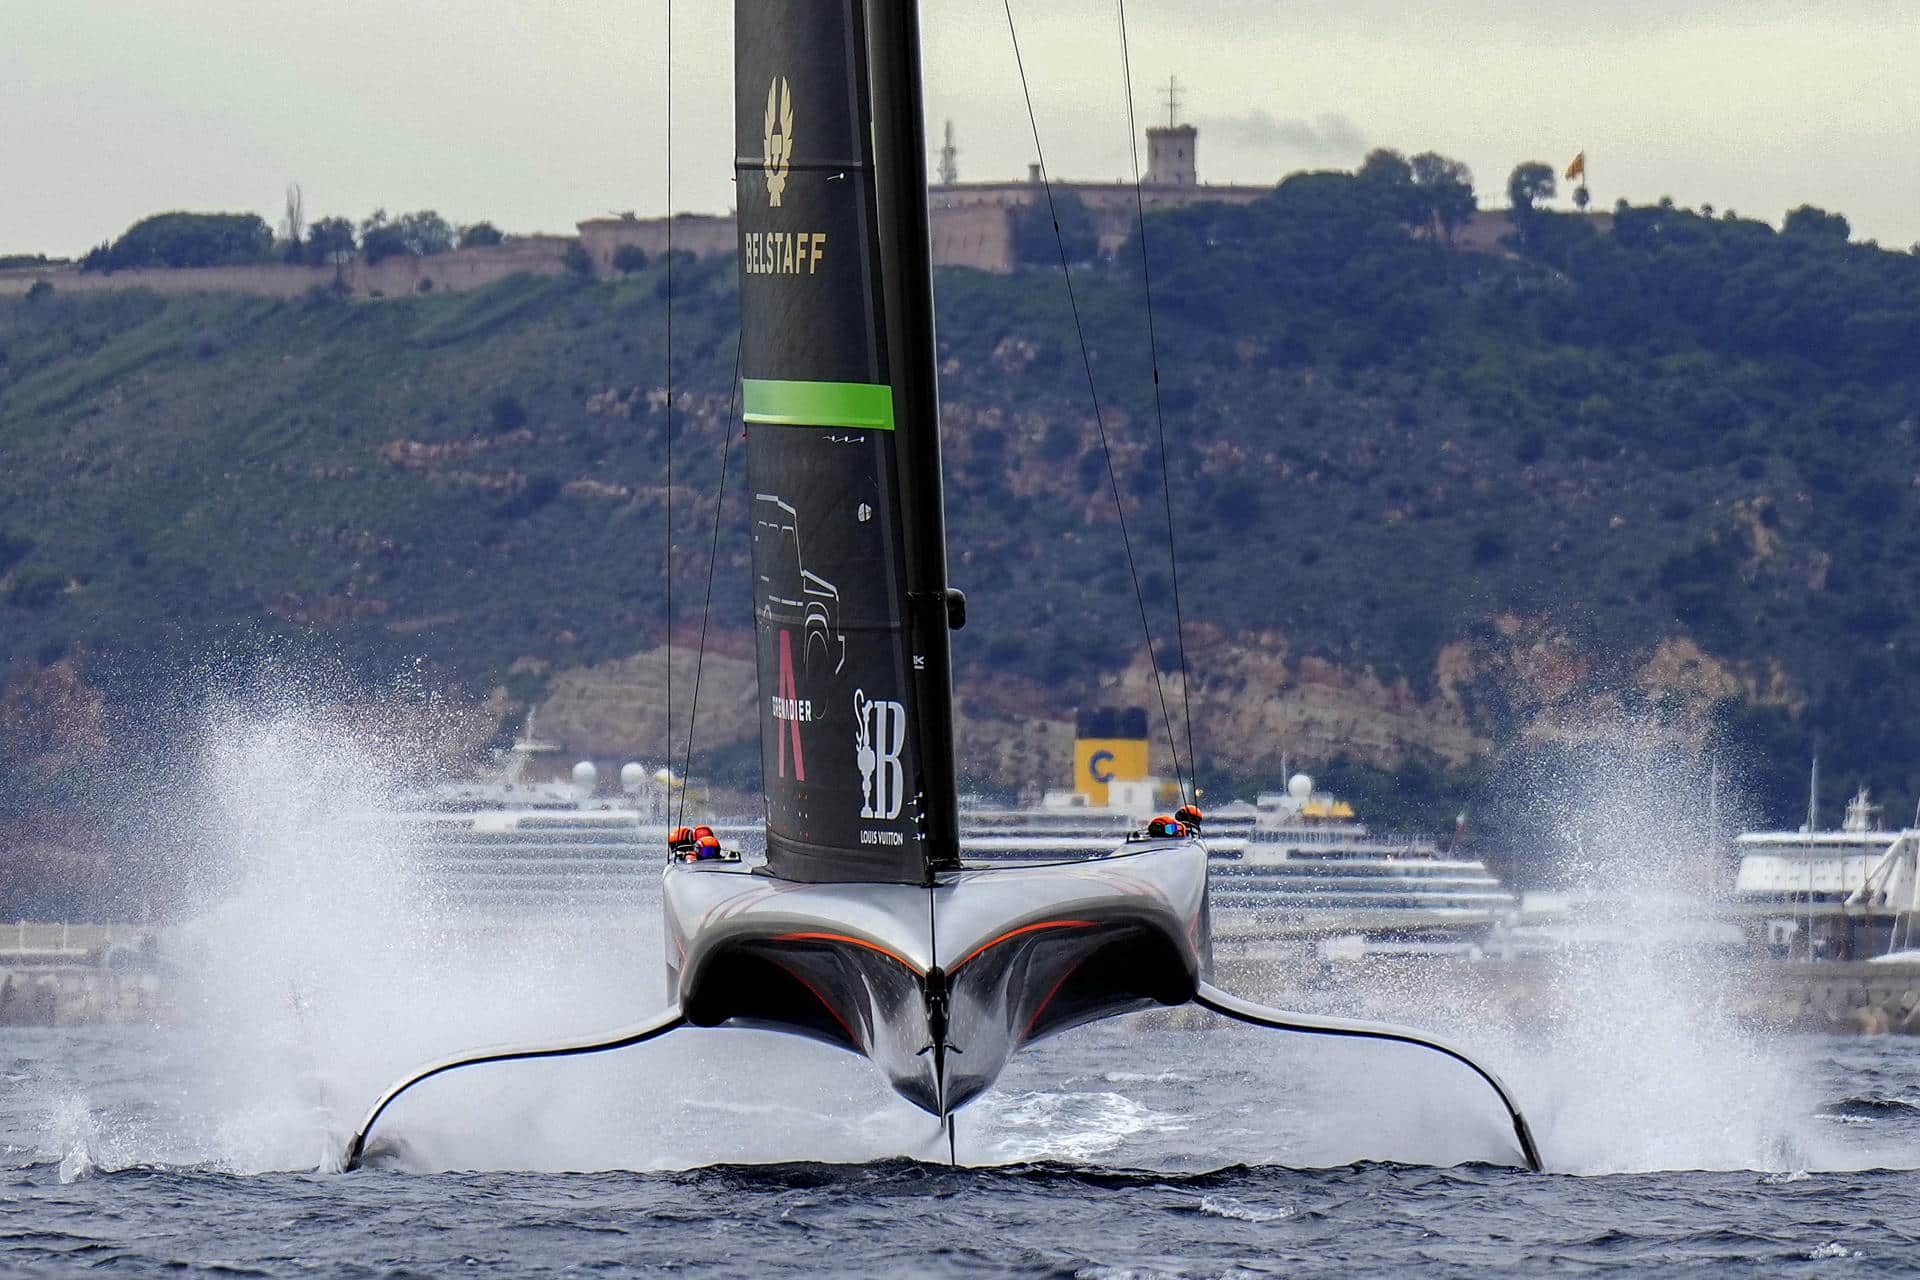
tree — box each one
[361,226,407,264]
[94,212,274,270]
[1410,152,1476,243]
[24,280,52,303]
[1357,148,1425,229]
[1507,162,1557,215]
[304,216,356,267]
[1784,205,1850,241]
[563,242,595,278]
[396,210,454,257]
[612,244,648,274]
[489,392,529,432]
[279,183,305,250]
[5,566,64,609]
[1011,190,1097,266]
[459,221,505,248]
[0,532,31,576]
[1358,147,1414,187]
[1572,186,1591,211]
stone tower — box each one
[1145,123,1197,186]
[1145,76,1196,186]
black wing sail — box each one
[738,0,959,884]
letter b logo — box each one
[855,691,907,821]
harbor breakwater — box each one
[0,967,164,1026]
[0,923,166,1027]
[1209,955,1920,1040]
[10,935,1920,1033]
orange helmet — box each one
[693,825,715,840]
[1175,805,1203,826]
[669,826,693,846]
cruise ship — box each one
[390,709,1519,948]
[962,782,1517,951]
[960,710,1519,953]
[373,720,740,924]
[1732,786,1920,959]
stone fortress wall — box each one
[0,235,579,301]
[0,122,1270,299]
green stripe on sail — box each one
[743,379,895,430]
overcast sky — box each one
[4,0,1916,258]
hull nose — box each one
[665,843,1210,1120]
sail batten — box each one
[737,0,957,884]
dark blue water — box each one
[8,1026,1920,1276]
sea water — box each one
[7,706,1920,1275]
[9,1029,1920,1276]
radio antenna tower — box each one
[937,120,959,185]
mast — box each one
[734,0,960,883]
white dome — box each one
[1287,772,1313,800]
[572,760,598,793]
[619,762,645,794]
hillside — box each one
[5,174,1920,908]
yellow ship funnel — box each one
[1074,707,1150,807]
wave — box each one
[1194,1193,1293,1223]
[1817,1096,1920,1119]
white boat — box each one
[1732,787,1920,959]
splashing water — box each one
[30,694,933,1175]
[1505,749,1823,1173]
[25,698,1904,1178]
[1180,739,1916,1176]
[1295,743,1873,1174]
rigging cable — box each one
[664,0,675,800]
[1000,0,1188,804]
[1116,0,1197,799]
[678,334,744,829]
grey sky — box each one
[4,0,1916,257]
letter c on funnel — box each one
[1089,750,1116,784]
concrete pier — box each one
[0,967,165,1026]
[1205,952,1920,1039]
[0,922,166,1027]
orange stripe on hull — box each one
[950,919,1097,972]
[772,931,922,974]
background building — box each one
[581,119,1267,275]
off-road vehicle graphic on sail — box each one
[753,493,846,674]
[753,493,847,785]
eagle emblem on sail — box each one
[763,77,794,207]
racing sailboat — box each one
[345,0,1540,1172]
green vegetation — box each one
[81,212,274,271]
[5,167,1920,845]
[459,221,506,248]
[361,209,455,264]
[1012,190,1097,266]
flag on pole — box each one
[1565,152,1587,181]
